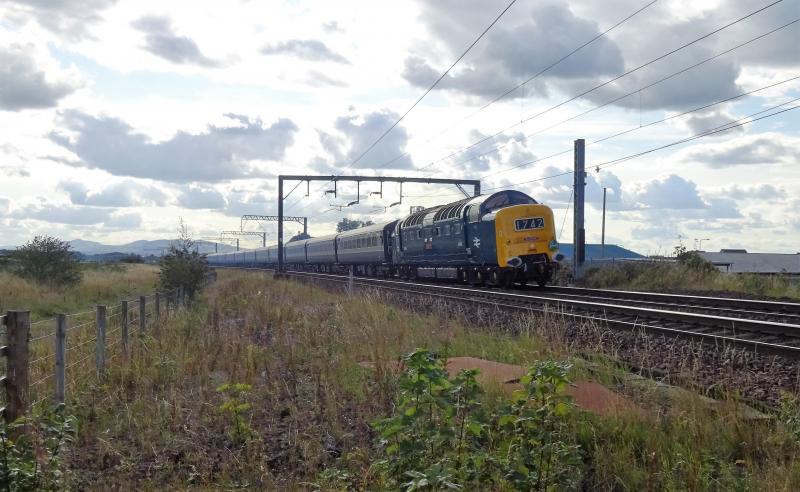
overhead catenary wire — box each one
[288,0,520,213]
[594,104,799,172]
[481,100,800,192]
[371,0,660,172]
[392,74,800,199]
[442,20,800,179]
[411,0,785,175]
[560,190,574,238]
[338,0,519,174]
[477,73,800,180]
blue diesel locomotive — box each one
[208,190,561,286]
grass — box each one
[582,261,800,300]
[12,268,800,489]
[0,263,159,320]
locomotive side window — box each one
[468,204,481,223]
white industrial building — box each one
[699,249,800,274]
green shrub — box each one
[12,236,81,287]
[371,349,581,491]
[158,223,211,300]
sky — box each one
[0,0,798,254]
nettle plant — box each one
[372,350,582,491]
[0,404,77,492]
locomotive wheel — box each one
[502,271,515,289]
[488,269,500,287]
[467,269,480,286]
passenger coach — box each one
[207,189,561,287]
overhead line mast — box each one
[277,176,481,276]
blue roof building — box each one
[557,244,644,261]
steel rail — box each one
[279,270,800,335]
[216,266,800,358]
[539,285,800,314]
[283,269,800,359]
[511,288,800,325]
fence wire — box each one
[3,276,210,418]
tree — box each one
[288,231,312,242]
[158,221,211,300]
[13,236,82,286]
[336,218,374,232]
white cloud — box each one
[177,186,226,209]
[49,111,298,183]
[680,132,800,167]
[0,41,83,111]
[1,0,117,41]
[132,15,221,67]
[59,179,168,207]
[261,39,349,64]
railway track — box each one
[222,267,800,359]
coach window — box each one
[434,227,440,237]
[417,229,422,240]
[444,224,451,236]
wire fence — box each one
[0,272,217,422]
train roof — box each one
[401,190,537,227]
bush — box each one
[12,236,81,287]
[158,223,211,300]
[371,349,582,490]
[676,250,716,273]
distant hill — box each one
[67,239,238,257]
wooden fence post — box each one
[348,266,354,296]
[55,314,66,405]
[96,305,106,375]
[121,300,129,353]
[5,311,30,422]
[155,292,161,320]
[139,296,146,335]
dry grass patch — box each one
[48,270,800,490]
[0,263,158,320]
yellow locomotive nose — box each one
[494,204,558,267]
